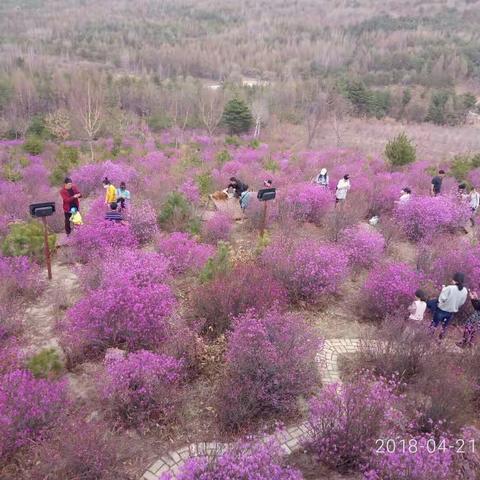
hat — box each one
[320,168,327,175]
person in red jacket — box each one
[60,177,81,235]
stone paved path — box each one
[141,338,361,479]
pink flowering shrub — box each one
[71,161,138,196]
[31,416,126,480]
[0,370,67,459]
[284,183,334,225]
[262,239,349,303]
[192,265,288,336]
[79,248,171,291]
[418,238,480,289]
[0,255,45,301]
[124,201,159,244]
[156,232,215,275]
[202,212,233,244]
[101,350,183,428]
[62,283,176,363]
[394,195,471,241]
[362,262,424,320]
[163,440,302,480]
[340,226,385,271]
[305,375,404,472]
[179,179,201,205]
[364,434,454,480]
[0,337,24,375]
[217,309,322,430]
[66,221,138,263]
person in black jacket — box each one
[228,177,248,198]
[456,290,480,348]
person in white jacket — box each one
[335,174,351,207]
[427,272,468,338]
[470,186,480,226]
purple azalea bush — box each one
[124,200,159,244]
[202,212,233,244]
[156,232,215,275]
[62,283,176,361]
[102,350,183,427]
[0,255,45,300]
[66,221,138,263]
[262,239,349,302]
[340,226,385,271]
[0,370,67,459]
[394,195,471,241]
[217,308,322,430]
[305,375,404,472]
[362,262,424,320]
[163,440,303,480]
[79,248,171,291]
[284,183,334,225]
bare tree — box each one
[251,97,269,139]
[302,83,327,148]
[72,77,104,161]
[326,87,351,147]
[197,86,225,136]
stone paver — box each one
[141,338,366,479]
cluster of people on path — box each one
[312,168,351,206]
[226,177,273,212]
[407,272,480,348]
[60,176,131,235]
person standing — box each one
[470,186,480,225]
[313,168,329,188]
[103,177,117,205]
[60,177,81,235]
[335,174,351,207]
[427,272,468,338]
[456,290,480,348]
[116,181,131,209]
[430,169,445,196]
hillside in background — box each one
[1,0,480,141]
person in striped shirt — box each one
[104,202,124,223]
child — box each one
[70,207,83,226]
[116,181,131,209]
[408,289,427,321]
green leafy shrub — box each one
[196,172,214,197]
[385,132,416,167]
[249,138,261,149]
[264,157,279,172]
[23,135,45,156]
[216,149,231,164]
[198,241,231,283]
[450,154,473,181]
[225,135,241,146]
[2,221,56,262]
[158,191,201,233]
[49,145,80,185]
[222,98,253,135]
[26,115,47,138]
[27,348,63,378]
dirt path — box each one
[22,260,79,355]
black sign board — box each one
[29,202,56,218]
[257,188,276,201]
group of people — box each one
[226,177,273,211]
[60,176,131,235]
[312,168,351,206]
[408,272,480,347]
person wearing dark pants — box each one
[60,177,81,235]
[456,291,480,348]
[428,272,468,339]
[430,169,445,196]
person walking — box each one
[313,168,329,188]
[335,174,350,207]
[456,290,480,348]
[60,177,81,236]
[408,289,427,322]
[103,177,117,205]
[430,169,445,196]
[470,186,480,225]
[427,272,468,338]
[116,181,131,209]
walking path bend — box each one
[141,338,362,480]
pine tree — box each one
[385,132,416,167]
[222,98,253,135]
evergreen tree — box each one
[385,132,416,167]
[426,91,449,125]
[222,98,253,135]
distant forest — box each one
[1,0,480,139]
